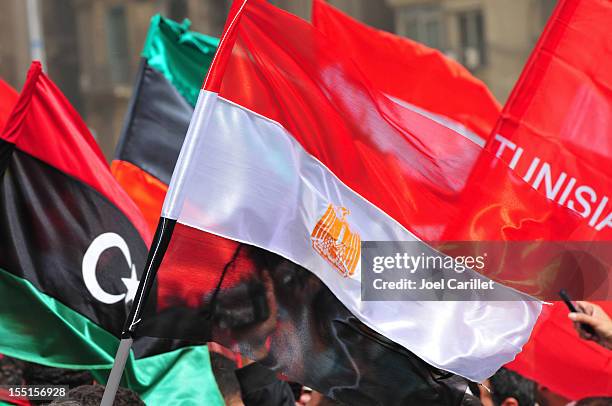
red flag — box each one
[312,0,500,142]
[0,79,18,131]
[488,1,611,239]
[487,0,612,398]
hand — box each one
[295,389,312,406]
[569,301,612,350]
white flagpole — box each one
[100,338,133,406]
[26,0,46,67]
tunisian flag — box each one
[488,0,612,399]
[0,79,18,131]
[312,0,500,143]
[124,3,592,404]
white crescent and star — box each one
[82,232,139,305]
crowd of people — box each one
[0,301,610,405]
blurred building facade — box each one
[386,0,557,101]
[0,0,556,159]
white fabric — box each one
[162,90,541,382]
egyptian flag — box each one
[312,0,500,145]
[0,79,17,131]
[486,0,612,398]
[0,63,223,405]
[110,16,472,403]
[111,15,219,232]
[122,2,589,404]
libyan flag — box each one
[0,62,223,405]
[112,14,219,233]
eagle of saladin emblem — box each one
[311,204,361,277]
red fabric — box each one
[204,0,248,92]
[207,342,238,363]
[0,78,18,132]
[0,388,31,406]
[197,0,591,298]
[157,223,256,309]
[1,62,151,244]
[111,160,168,234]
[507,302,612,399]
[490,0,612,398]
[312,0,500,141]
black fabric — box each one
[114,60,193,185]
[0,138,14,177]
[0,143,150,339]
[123,217,175,338]
[236,362,295,406]
[137,243,471,405]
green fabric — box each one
[142,15,219,107]
[92,345,223,406]
[0,268,224,405]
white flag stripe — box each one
[163,90,541,381]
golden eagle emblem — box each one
[311,204,361,277]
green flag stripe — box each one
[142,15,219,107]
[0,268,223,405]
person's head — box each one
[48,384,145,406]
[575,397,612,406]
[0,356,24,385]
[485,368,536,406]
[535,384,570,406]
[21,361,93,387]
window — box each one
[106,5,130,85]
[397,6,445,51]
[458,10,486,70]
